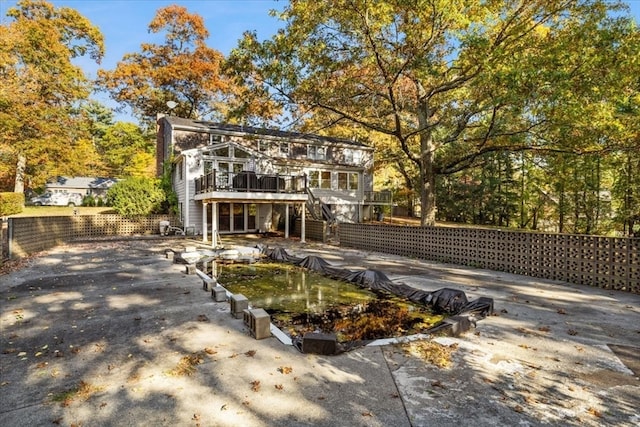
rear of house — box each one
[157,116,386,241]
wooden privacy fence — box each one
[339,223,640,293]
[7,214,174,259]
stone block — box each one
[243,309,252,327]
[185,264,196,275]
[202,277,215,291]
[249,308,271,340]
[211,286,226,302]
[302,332,337,355]
[230,294,249,319]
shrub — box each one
[0,192,24,216]
[160,161,179,216]
[82,195,96,207]
[107,177,166,216]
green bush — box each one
[0,192,24,216]
[107,177,166,216]
[82,195,96,207]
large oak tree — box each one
[229,0,637,225]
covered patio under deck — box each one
[194,171,308,247]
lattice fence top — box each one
[339,223,639,293]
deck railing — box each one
[364,190,392,203]
[195,171,307,194]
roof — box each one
[162,116,371,149]
[46,176,118,189]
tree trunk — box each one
[417,89,436,226]
[14,154,26,193]
[419,131,436,226]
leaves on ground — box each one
[401,340,457,368]
[51,381,103,407]
[250,380,261,392]
[278,366,293,374]
[168,351,205,376]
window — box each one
[258,140,270,152]
[343,149,362,164]
[212,146,229,157]
[307,145,326,160]
[279,142,290,155]
[178,160,183,181]
[234,147,251,158]
[338,172,358,190]
[309,170,332,189]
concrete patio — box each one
[1,236,638,426]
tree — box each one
[97,122,155,178]
[97,5,235,124]
[107,177,166,216]
[0,0,104,192]
[228,0,636,226]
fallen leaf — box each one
[251,380,260,392]
[275,384,284,390]
[204,347,217,355]
[557,309,567,315]
[245,350,256,357]
[587,407,602,418]
[567,329,578,336]
[278,366,293,374]
[197,314,209,322]
[220,404,227,411]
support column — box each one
[212,202,218,248]
[285,203,290,239]
[244,203,249,231]
[300,203,306,243]
[202,202,208,243]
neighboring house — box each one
[45,176,118,200]
[156,115,390,244]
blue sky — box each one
[1,0,639,123]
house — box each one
[156,115,390,245]
[45,176,118,200]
